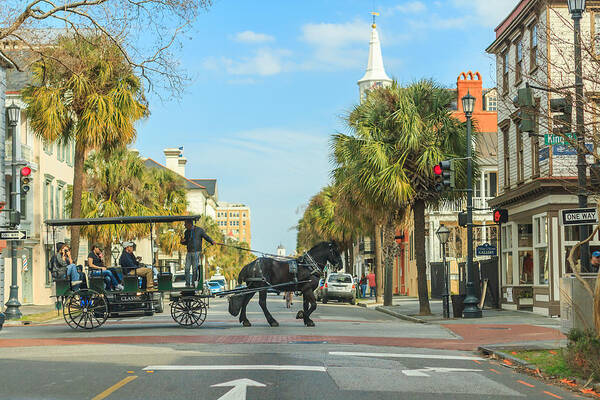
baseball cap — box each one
[122,241,135,248]
[593,251,600,258]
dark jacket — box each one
[119,251,139,274]
[181,226,214,252]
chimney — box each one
[163,148,186,177]
[456,71,483,114]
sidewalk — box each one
[2,304,61,326]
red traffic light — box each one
[433,164,442,175]
[20,166,31,176]
[494,211,501,223]
[493,209,508,224]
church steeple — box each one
[357,13,392,101]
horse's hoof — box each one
[296,311,304,319]
[269,321,279,327]
[242,320,252,327]
[304,320,315,327]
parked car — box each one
[206,280,224,294]
[322,273,356,305]
[314,278,325,301]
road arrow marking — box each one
[401,367,482,377]
[211,378,265,400]
[329,352,484,360]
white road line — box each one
[144,365,327,372]
[329,351,484,361]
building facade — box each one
[216,202,251,246]
[486,0,600,316]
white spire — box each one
[358,20,392,100]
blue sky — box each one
[134,0,519,254]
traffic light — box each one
[513,87,535,132]
[550,96,572,134]
[493,209,508,224]
[433,160,455,192]
[458,211,468,227]
[20,166,31,194]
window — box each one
[487,95,497,111]
[57,141,64,162]
[516,124,524,182]
[43,140,53,155]
[243,221,246,226]
[531,98,540,177]
[515,39,523,83]
[502,224,514,285]
[502,124,510,187]
[486,172,498,197]
[502,51,509,93]
[530,23,538,70]
[533,214,548,285]
[595,13,600,55]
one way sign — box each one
[560,208,599,226]
[0,230,27,240]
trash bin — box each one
[451,294,466,318]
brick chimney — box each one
[456,71,483,115]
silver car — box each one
[322,273,356,305]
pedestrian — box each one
[181,220,215,287]
[88,244,123,291]
[285,291,293,308]
[367,270,376,298]
[359,274,368,298]
[589,251,600,273]
[119,242,155,291]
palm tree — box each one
[334,80,473,313]
[21,34,147,257]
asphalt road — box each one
[0,295,582,399]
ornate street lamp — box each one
[568,0,590,272]
[4,103,21,320]
[436,224,451,318]
[461,91,482,318]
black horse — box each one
[228,241,342,327]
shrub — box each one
[564,329,600,380]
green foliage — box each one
[564,329,600,380]
[512,350,575,378]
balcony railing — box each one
[4,142,33,163]
[427,197,494,214]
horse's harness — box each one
[252,251,323,289]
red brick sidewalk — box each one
[0,323,564,350]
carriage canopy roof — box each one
[44,215,201,227]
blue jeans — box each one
[66,264,83,286]
[91,269,119,289]
[360,284,367,298]
[185,251,201,286]
[369,286,376,298]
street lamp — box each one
[436,224,451,319]
[461,91,482,318]
[568,0,590,272]
[4,103,21,320]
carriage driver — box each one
[119,242,156,291]
[181,220,215,287]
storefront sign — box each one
[476,243,497,256]
[560,208,599,225]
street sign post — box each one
[560,208,599,225]
[0,230,27,240]
[544,133,576,146]
[476,243,497,256]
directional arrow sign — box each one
[211,378,266,400]
[0,230,27,240]
[560,208,598,226]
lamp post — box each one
[436,224,450,319]
[461,91,482,318]
[4,103,21,320]
[568,0,590,272]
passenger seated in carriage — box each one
[88,244,123,291]
[119,242,156,291]
[50,242,86,290]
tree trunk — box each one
[384,219,395,306]
[69,144,85,260]
[413,199,431,315]
[374,224,384,304]
[345,249,350,274]
[349,243,355,276]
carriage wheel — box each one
[171,296,207,328]
[63,289,109,330]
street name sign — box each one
[0,230,27,240]
[560,208,598,226]
[476,243,497,256]
[544,133,576,146]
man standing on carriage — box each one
[181,220,215,288]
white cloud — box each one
[452,0,519,28]
[233,30,275,44]
[203,48,292,76]
[386,1,427,15]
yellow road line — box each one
[91,376,138,400]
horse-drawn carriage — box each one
[45,215,343,330]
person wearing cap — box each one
[119,242,155,290]
[181,220,215,287]
[88,244,123,291]
[590,251,600,273]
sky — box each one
[133,0,520,255]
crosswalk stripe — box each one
[143,365,327,372]
[329,351,484,360]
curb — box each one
[375,306,427,324]
[478,346,536,369]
